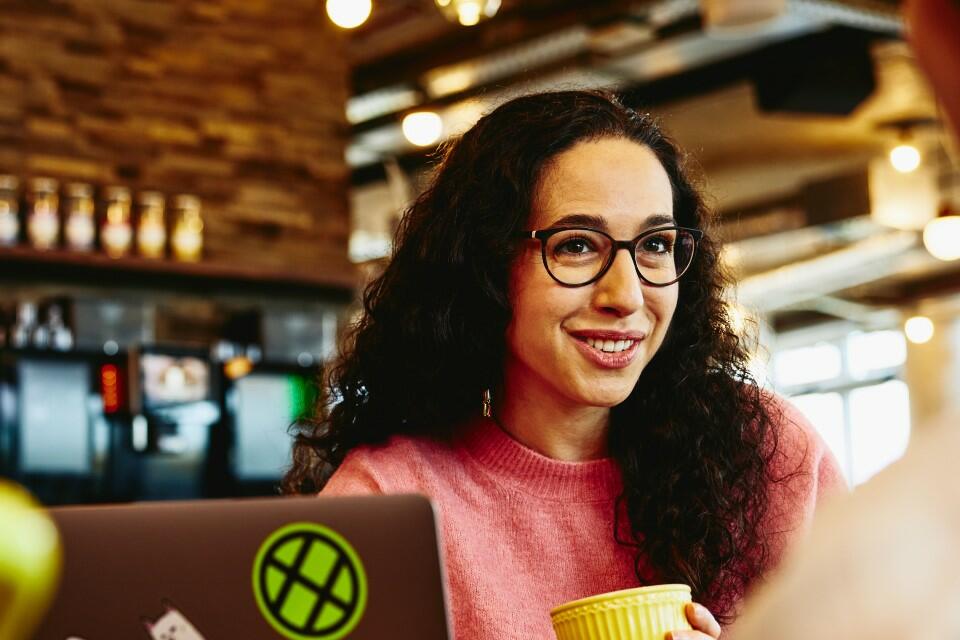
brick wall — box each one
[0,0,353,284]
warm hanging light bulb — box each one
[402,111,443,146]
[326,0,372,29]
[889,143,922,173]
[904,315,935,344]
[869,153,939,230]
[923,206,960,261]
[457,1,481,25]
[434,0,500,26]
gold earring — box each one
[481,389,492,418]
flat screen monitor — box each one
[140,353,210,410]
[18,359,91,474]
[232,372,313,481]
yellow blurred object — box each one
[550,584,692,640]
[223,355,254,380]
[0,481,61,640]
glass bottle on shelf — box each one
[10,301,37,349]
[64,182,96,252]
[0,175,19,246]
[136,191,166,259]
[47,302,74,352]
[171,194,203,262]
[101,186,133,258]
[26,178,60,250]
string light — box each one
[435,0,501,27]
[904,315,934,344]
[923,207,960,261]
[889,143,922,173]
[326,0,372,29]
[402,111,443,146]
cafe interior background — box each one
[0,0,957,506]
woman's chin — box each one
[573,387,633,409]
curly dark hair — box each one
[284,90,783,622]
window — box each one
[772,328,910,487]
[773,343,842,387]
[790,392,846,472]
[848,380,910,485]
[846,331,906,380]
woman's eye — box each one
[641,235,672,253]
[556,238,595,254]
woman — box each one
[283,90,845,639]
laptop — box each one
[32,494,451,640]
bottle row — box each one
[0,298,74,352]
[0,176,204,261]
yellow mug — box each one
[551,584,692,640]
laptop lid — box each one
[32,494,450,640]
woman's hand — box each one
[666,602,721,640]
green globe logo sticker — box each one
[252,523,368,640]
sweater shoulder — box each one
[323,432,456,496]
[762,391,833,474]
[761,389,848,511]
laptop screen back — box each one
[32,494,450,640]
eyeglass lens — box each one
[544,228,696,286]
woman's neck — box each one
[494,384,611,462]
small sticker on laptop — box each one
[142,600,205,639]
[252,522,368,640]
[64,600,206,640]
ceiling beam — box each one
[349,0,638,94]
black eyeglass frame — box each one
[522,225,705,288]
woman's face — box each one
[505,137,680,409]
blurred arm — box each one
[733,415,960,640]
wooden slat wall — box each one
[0,0,353,285]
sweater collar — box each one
[456,416,623,502]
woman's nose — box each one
[592,248,644,316]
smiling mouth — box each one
[582,337,635,353]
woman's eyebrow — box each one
[545,213,677,232]
[546,213,607,230]
[641,214,677,229]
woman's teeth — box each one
[584,337,635,353]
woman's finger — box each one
[684,602,722,638]
[665,631,715,640]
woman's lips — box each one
[569,334,643,369]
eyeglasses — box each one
[522,225,704,287]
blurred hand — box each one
[666,602,721,640]
[732,412,960,640]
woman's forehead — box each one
[531,138,674,231]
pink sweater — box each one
[322,396,846,639]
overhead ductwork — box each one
[346,0,902,168]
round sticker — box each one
[252,522,368,640]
